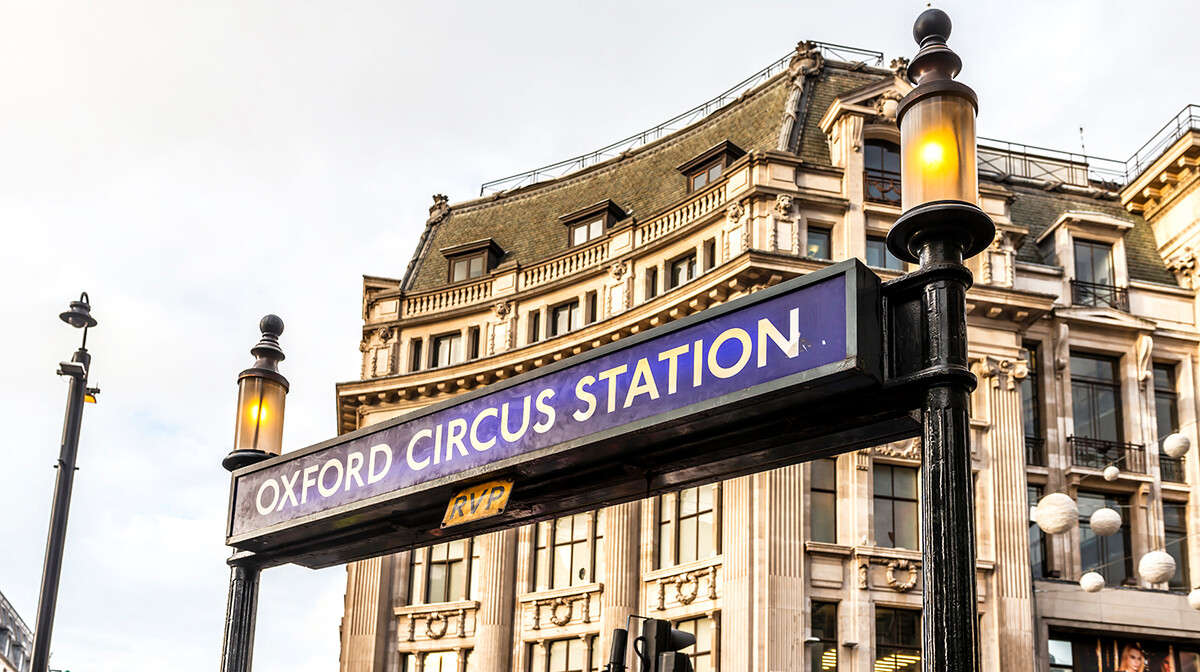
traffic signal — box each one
[639,618,696,672]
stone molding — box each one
[643,557,722,612]
[393,600,478,642]
[518,583,603,631]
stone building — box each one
[0,590,32,672]
[335,40,1200,672]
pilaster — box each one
[765,465,805,671]
[719,475,755,669]
[599,502,641,668]
[474,528,518,671]
[339,555,394,672]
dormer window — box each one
[1036,211,1133,312]
[441,239,504,283]
[864,139,902,205]
[1072,239,1127,310]
[677,141,746,193]
[559,200,627,247]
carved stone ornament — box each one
[890,56,910,80]
[653,566,719,611]
[1136,334,1154,388]
[492,300,511,319]
[981,355,1028,390]
[1054,322,1070,373]
[377,327,392,342]
[858,560,870,590]
[530,593,593,630]
[873,437,921,461]
[885,559,919,593]
[874,90,903,122]
[608,260,628,281]
[404,608,470,642]
[427,194,451,225]
[726,202,745,224]
[788,40,824,78]
[773,194,794,219]
[358,339,369,353]
[1168,248,1199,288]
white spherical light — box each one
[1103,465,1120,482]
[1089,507,1122,536]
[1163,433,1191,459]
[1080,572,1105,593]
[1139,550,1177,584]
[1188,589,1200,611]
[1035,493,1079,534]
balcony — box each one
[1069,436,1145,473]
[1160,453,1187,483]
[1070,280,1129,311]
[1025,436,1046,467]
[864,168,901,205]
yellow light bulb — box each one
[922,140,945,168]
[249,403,266,424]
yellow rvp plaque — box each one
[441,479,514,528]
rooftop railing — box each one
[1124,104,1200,182]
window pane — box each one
[708,164,722,182]
[589,219,602,239]
[698,484,714,511]
[573,224,588,246]
[812,491,836,543]
[549,640,567,671]
[427,563,447,603]
[893,466,917,500]
[875,464,893,497]
[693,172,707,190]
[1074,240,1095,283]
[571,538,588,584]
[894,500,920,550]
[697,512,714,559]
[679,517,698,564]
[680,487,698,516]
[469,256,483,277]
[875,498,894,547]
[808,228,831,260]
[1047,640,1073,666]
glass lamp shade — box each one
[233,374,287,457]
[900,92,978,210]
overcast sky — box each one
[0,1,1196,671]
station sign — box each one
[227,260,909,567]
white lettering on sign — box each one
[243,307,808,520]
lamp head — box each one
[225,314,290,471]
[59,292,97,329]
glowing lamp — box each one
[887,8,993,264]
[224,315,289,472]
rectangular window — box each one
[1047,639,1073,672]
[646,266,659,299]
[675,617,715,672]
[689,161,723,192]
[875,607,921,672]
[585,290,598,325]
[668,252,697,289]
[811,458,837,544]
[1022,345,1045,466]
[808,227,832,260]
[657,484,719,568]
[1070,353,1122,443]
[571,218,604,246]
[551,300,582,337]
[874,463,919,549]
[467,326,481,361]
[1073,239,1115,286]
[431,333,462,369]
[529,311,542,344]
[426,539,469,603]
[866,236,903,271]
[1028,485,1048,578]
[703,238,717,271]
[1155,363,1180,436]
[530,638,592,672]
[1164,502,1190,591]
[410,339,424,373]
[1078,491,1131,584]
[811,602,838,671]
[406,650,469,672]
[450,253,486,283]
[535,510,604,590]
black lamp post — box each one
[886,9,993,672]
[30,293,99,672]
[221,315,288,672]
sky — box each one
[0,1,1196,671]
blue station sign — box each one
[228,260,907,567]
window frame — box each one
[657,484,720,569]
[533,510,605,591]
[863,139,902,205]
[559,200,627,248]
[550,299,582,338]
[874,462,920,550]
[667,251,698,290]
[408,538,478,606]
[807,226,832,261]
[430,332,463,369]
[875,607,922,672]
[865,235,904,271]
[1164,501,1190,591]
[1073,238,1116,286]
[442,239,504,284]
[674,616,717,672]
[1077,490,1132,584]
[811,601,839,672]
[810,458,838,544]
[677,140,746,194]
[1069,353,1123,443]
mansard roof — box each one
[1009,184,1176,285]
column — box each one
[720,475,755,670]
[764,464,805,672]
[339,555,395,672]
[473,528,519,671]
[981,357,1036,670]
[599,502,641,668]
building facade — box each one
[0,590,32,672]
[335,41,1200,672]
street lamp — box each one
[886,9,994,672]
[223,315,289,471]
[31,293,99,672]
[221,315,288,672]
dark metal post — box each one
[886,10,995,671]
[221,560,262,672]
[31,294,98,672]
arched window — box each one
[864,139,902,205]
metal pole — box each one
[916,239,980,671]
[221,561,262,672]
[30,345,91,672]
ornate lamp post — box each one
[886,9,994,671]
[221,315,288,672]
[31,293,99,672]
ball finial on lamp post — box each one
[223,315,290,472]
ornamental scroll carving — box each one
[652,566,719,611]
[608,260,628,281]
[789,41,824,79]
[885,559,919,593]
[725,202,745,224]
[872,438,921,461]
[427,194,450,225]
[1136,334,1154,389]
[403,607,470,642]
[857,556,922,592]
[530,593,594,630]
[1168,248,1199,288]
[980,355,1028,391]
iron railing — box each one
[1070,280,1129,311]
[479,42,883,195]
[977,138,1127,189]
[1160,453,1187,483]
[1124,104,1200,183]
[1069,436,1145,473]
[864,168,902,205]
[1025,436,1046,467]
